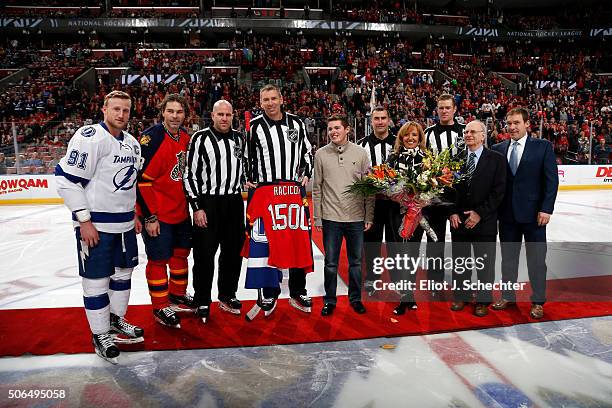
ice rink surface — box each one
[0,189,611,407]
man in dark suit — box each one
[491,107,559,319]
[449,120,506,317]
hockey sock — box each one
[109,267,133,317]
[82,277,111,335]
[146,259,169,309]
[168,248,189,297]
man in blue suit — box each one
[491,107,559,319]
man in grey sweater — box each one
[313,114,374,316]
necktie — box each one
[466,152,476,179]
[509,141,520,175]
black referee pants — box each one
[192,194,245,306]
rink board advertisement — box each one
[0,175,62,204]
[557,165,612,189]
[0,166,610,204]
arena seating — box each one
[0,11,609,174]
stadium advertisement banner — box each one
[589,28,612,37]
[533,80,577,89]
[120,73,201,85]
[0,175,61,204]
[558,165,612,188]
[1,18,607,41]
[457,27,585,38]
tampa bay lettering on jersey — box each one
[273,185,300,196]
[113,155,139,164]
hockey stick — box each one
[245,303,261,321]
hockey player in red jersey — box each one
[137,94,195,328]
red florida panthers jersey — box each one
[245,182,313,270]
[137,123,190,224]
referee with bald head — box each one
[184,99,247,323]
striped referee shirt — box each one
[184,126,246,210]
[247,112,313,183]
[357,132,396,166]
[425,121,466,157]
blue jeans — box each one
[322,220,364,305]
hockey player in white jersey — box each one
[55,91,144,364]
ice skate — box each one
[153,306,181,328]
[219,297,242,315]
[93,332,120,364]
[169,293,197,313]
[197,305,210,324]
[110,313,144,344]
[289,294,312,313]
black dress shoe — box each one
[350,301,366,314]
[393,302,417,315]
[492,299,515,310]
[321,303,335,316]
[474,303,489,317]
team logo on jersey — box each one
[113,165,138,192]
[119,142,133,152]
[81,127,95,138]
[285,129,299,143]
[456,134,466,150]
[140,135,151,146]
[170,151,186,181]
[233,138,243,158]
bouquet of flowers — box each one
[347,148,464,240]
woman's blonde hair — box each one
[394,121,426,153]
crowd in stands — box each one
[332,3,611,30]
[0,42,127,163]
[0,34,609,174]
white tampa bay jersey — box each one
[55,122,141,233]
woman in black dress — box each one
[386,121,427,315]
